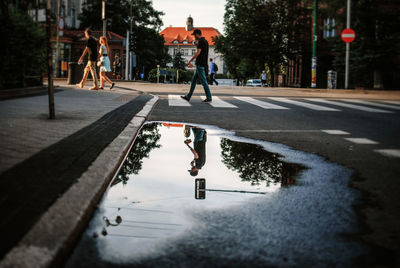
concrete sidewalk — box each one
[0,87,155,264]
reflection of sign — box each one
[341,28,355,43]
[195,178,206,200]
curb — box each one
[0,95,159,268]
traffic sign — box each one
[341,28,355,43]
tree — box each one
[112,123,161,186]
[215,0,290,85]
[79,0,170,77]
[172,49,186,70]
[324,0,400,88]
[220,138,302,187]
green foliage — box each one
[220,138,302,187]
[112,123,161,186]
[0,7,46,89]
[324,0,400,88]
[79,0,170,76]
[215,0,290,84]
[172,50,186,70]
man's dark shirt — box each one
[86,36,98,61]
[195,37,209,70]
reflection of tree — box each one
[220,138,302,187]
[111,123,161,186]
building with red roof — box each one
[160,16,225,74]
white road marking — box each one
[340,99,400,110]
[234,96,289,109]
[322,130,350,135]
[232,130,321,133]
[380,100,400,105]
[168,95,191,107]
[305,98,393,113]
[374,149,400,158]
[202,96,237,108]
[344,138,379,144]
[268,97,340,111]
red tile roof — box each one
[160,27,221,46]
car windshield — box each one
[253,79,261,83]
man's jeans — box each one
[186,65,212,101]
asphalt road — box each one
[147,91,400,266]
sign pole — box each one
[125,30,129,80]
[46,0,55,119]
[345,0,351,89]
[311,0,317,88]
[102,0,106,36]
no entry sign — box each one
[341,28,355,43]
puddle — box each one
[67,122,366,267]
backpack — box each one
[214,63,219,72]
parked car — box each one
[246,79,262,87]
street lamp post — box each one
[311,0,318,88]
[102,0,106,36]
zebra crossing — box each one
[167,95,399,114]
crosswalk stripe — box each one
[203,96,238,108]
[168,95,191,107]
[322,130,350,135]
[340,99,400,110]
[268,97,340,111]
[305,98,393,113]
[344,138,378,144]
[374,149,400,158]
[234,97,289,109]
[380,100,400,105]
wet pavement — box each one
[66,122,367,267]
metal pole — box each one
[46,0,55,119]
[129,0,133,80]
[311,0,317,88]
[102,0,106,36]
[125,30,129,80]
[55,0,61,77]
[345,0,351,89]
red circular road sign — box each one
[341,28,356,43]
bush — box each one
[0,8,46,89]
[148,68,193,83]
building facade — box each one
[160,16,225,74]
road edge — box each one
[0,95,159,268]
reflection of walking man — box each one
[184,126,207,176]
[76,28,99,90]
[181,29,212,103]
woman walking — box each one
[98,36,115,90]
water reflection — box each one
[67,122,304,265]
[184,125,207,176]
[111,123,161,186]
[220,138,301,187]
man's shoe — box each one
[202,99,212,103]
[110,82,115,90]
[181,96,190,102]
[89,86,99,90]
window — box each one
[173,48,178,55]
[323,17,337,38]
[183,40,188,44]
[191,49,196,55]
[173,40,179,44]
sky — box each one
[152,0,226,33]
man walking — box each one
[209,58,219,85]
[76,28,99,90]
[181,29,212,103]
